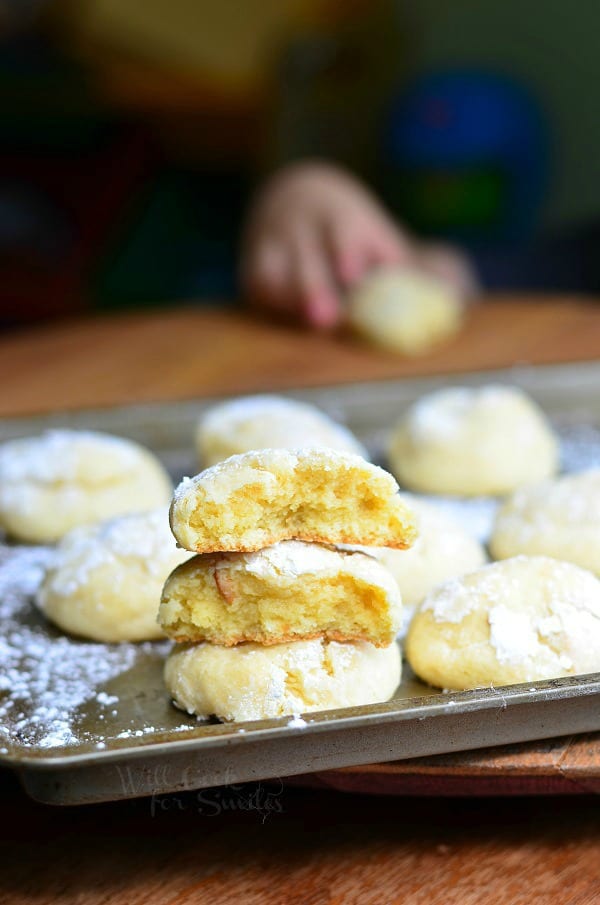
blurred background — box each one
[1,0,599,328]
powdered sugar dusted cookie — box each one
[164,637,401,721]
[387,385,558,496]
[0,430,173,543]
[405,556,600,689]
[196,394,367,467]
[490,469,600,574]
[348,267,464,355]
[159,540,401,647]
[170,448,417,553]
[369,495,486,638]
[37,508,190,642]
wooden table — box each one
[2,294,600,417]
[1,297,600,904]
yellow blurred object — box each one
[347,267,465,356]
[61,0,332,94]
[50,0,393,165]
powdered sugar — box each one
[488,604,541,665]
[407,385,538,445]
[38,507,184,601]
[200,461,278,505]
[96,691,119,706]
[0,429,142,485]
[417,495,499,544]
[287,714,307,728]
[177,447,390,492]
[203,395,303,426]
[168,638,398,722]
[0,543,192,753]
[421,556,600,678]
[234,540,341,578]
[0,545,136,749]
[217,540,399,600]
[409,387,475,442]
[558,423,600,473]
[421,575,481,623]
[500,469,600,527]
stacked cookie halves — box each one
[158,448,417,722]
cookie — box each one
[369,495,486,637]
[0,430,173,543]
[490,469,600,573]
[164,637,401,721]
[170,448,417,553]
[405,556,600,689]
[348,267,464,355]
[387,385,558,496]
[196,394,367,467]
[37,508,190,642]
[159,540,402,647]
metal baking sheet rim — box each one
[9,674,600,805]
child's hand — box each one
[241,162,478,329]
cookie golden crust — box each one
[196,394,368,467]
[490,469,600,574]
[159,540,402,647]
[0,429,173,543]
[36,508,190,642]
[387,385,558,497]
[405,556,600,690]
[164,638,402,721]
[348,267,464,356]
[170,448,417,554]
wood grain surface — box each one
[301,732,600,797]
[1,296,600,417]
[0,769,598,905]
[1,297,600,903]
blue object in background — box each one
[382,69,550,242]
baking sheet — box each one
[2,360,600,805]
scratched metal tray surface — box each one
[2,360,600,806]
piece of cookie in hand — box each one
[347,267,464,355]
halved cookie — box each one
[159,540,402,647]
[170,448,417,553]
